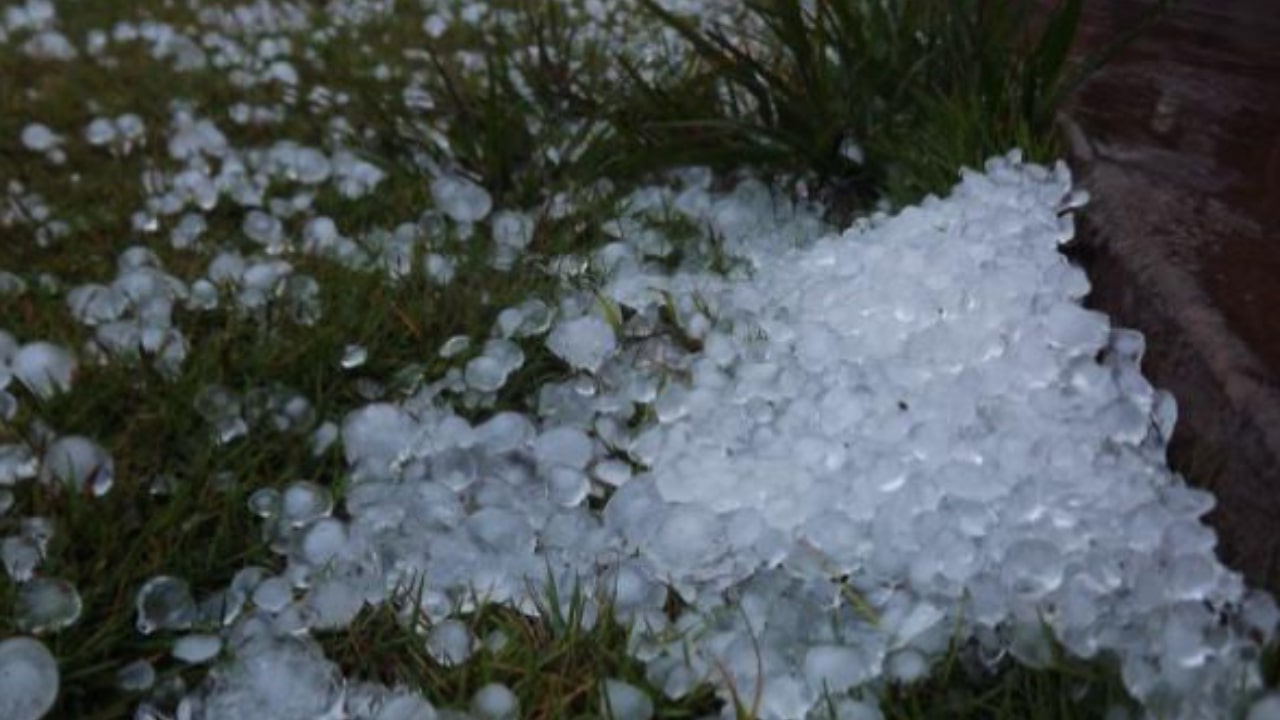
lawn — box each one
[1,0,1275,719]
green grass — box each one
[0,0,1242,719]
[593,0,1178,220]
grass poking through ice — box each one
[0,0,1214,718]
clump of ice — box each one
[18,1,1264,709]
[181,634,344,720]
[178,156,1271,720]
[66,248,195,376]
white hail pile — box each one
[2,0,1280,719]
[14,155,1273,720]
[191,156,1280,720]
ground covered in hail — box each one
[2,0,1279,719]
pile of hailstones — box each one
[7,155,1280,720]
[182,156,1280,719]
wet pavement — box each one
[1064,0,1280,590]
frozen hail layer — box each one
[174,155,1275,720]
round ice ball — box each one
[471,682,519,719]
[0,636,59,720]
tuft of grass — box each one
[881,638,1137,720]
[0,259,563,718]
[317,575,723,719]
[595,0,1177,219]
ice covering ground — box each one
[186,154,1280,719]
[2,0,1280,718]
[190,156,1273,720]
[11,152,1280,718]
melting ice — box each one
[3,3,1276,713]
[161,157,1279,720]
[0,637,58,720]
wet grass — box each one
[881,641,1135,720]
[317,584,724,719]
[0,0,1208,718]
